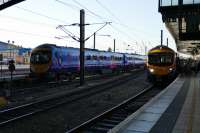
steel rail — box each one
[0,71,141,126]
[66,85,161,133]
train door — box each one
[55,48,62,67]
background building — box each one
[0,41,31,64]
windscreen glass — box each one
[30,50,51,64]
[148,52,174,66]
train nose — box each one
[149,67,171,76]
[31,64,49,74]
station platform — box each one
[0,74,28,81]
[110,73,200,133]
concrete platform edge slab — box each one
[108,75,185,133]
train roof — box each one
[34,44,145,57]
[148,45,175,54]
[34,43,122,53]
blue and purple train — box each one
[30,44,146,79]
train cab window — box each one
[30,51,51,64]
[148,53,174,66]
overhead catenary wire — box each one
[62,22,111,26]
[69,0,141,46]
[94,0,161,46]
[95,0,160,47]
[17,0,161,46]
[95,0,122,24]
[56,25,80,42]
[0,28,58,39]
[12,1,160,52]
[85,22,112,41]
[55,0,104,22]
[55,0,111,36]
[113,22,161,44]
[55,0,81,11]
[0,14,57,28]
[71,0,108,22]
[15,6,70,24]
[55,0,141,48]
[0,7,80,41]
[110,24,137,42]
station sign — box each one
[0,0,25,11]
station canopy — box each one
[159,0,200,57]
[159,0,200,7]
[0,0,25,11]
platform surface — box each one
[110,73,200,133]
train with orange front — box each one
[146,45,177,82]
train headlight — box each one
[150,68,154,73]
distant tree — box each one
[108,47,112,52]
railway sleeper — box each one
[123,106,141,112]
[111,113,129,118]
[96,122,116,128]
[87,126,110,133]
[109,116,126,121]
[101,119,121,125]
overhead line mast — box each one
[80,9,85,85]
[57,10,111,85]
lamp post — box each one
[114,39,116,52]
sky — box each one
[0,0,176,54]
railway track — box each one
[7,70,143,100]
[0,68,29,76]
[65,85,166,133]
[0,70,143,127]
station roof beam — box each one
[159,0,200,41]
[0,0,25,11]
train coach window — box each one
[93,55,98,60]
[99,56,103,60]
[86,55,91,60]
[115,57,120,61]
[111,56,114,60]
[73,56,78,61]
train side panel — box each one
[30,44,146,80]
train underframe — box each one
[30,65,128,81]
[147,70,177,83]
